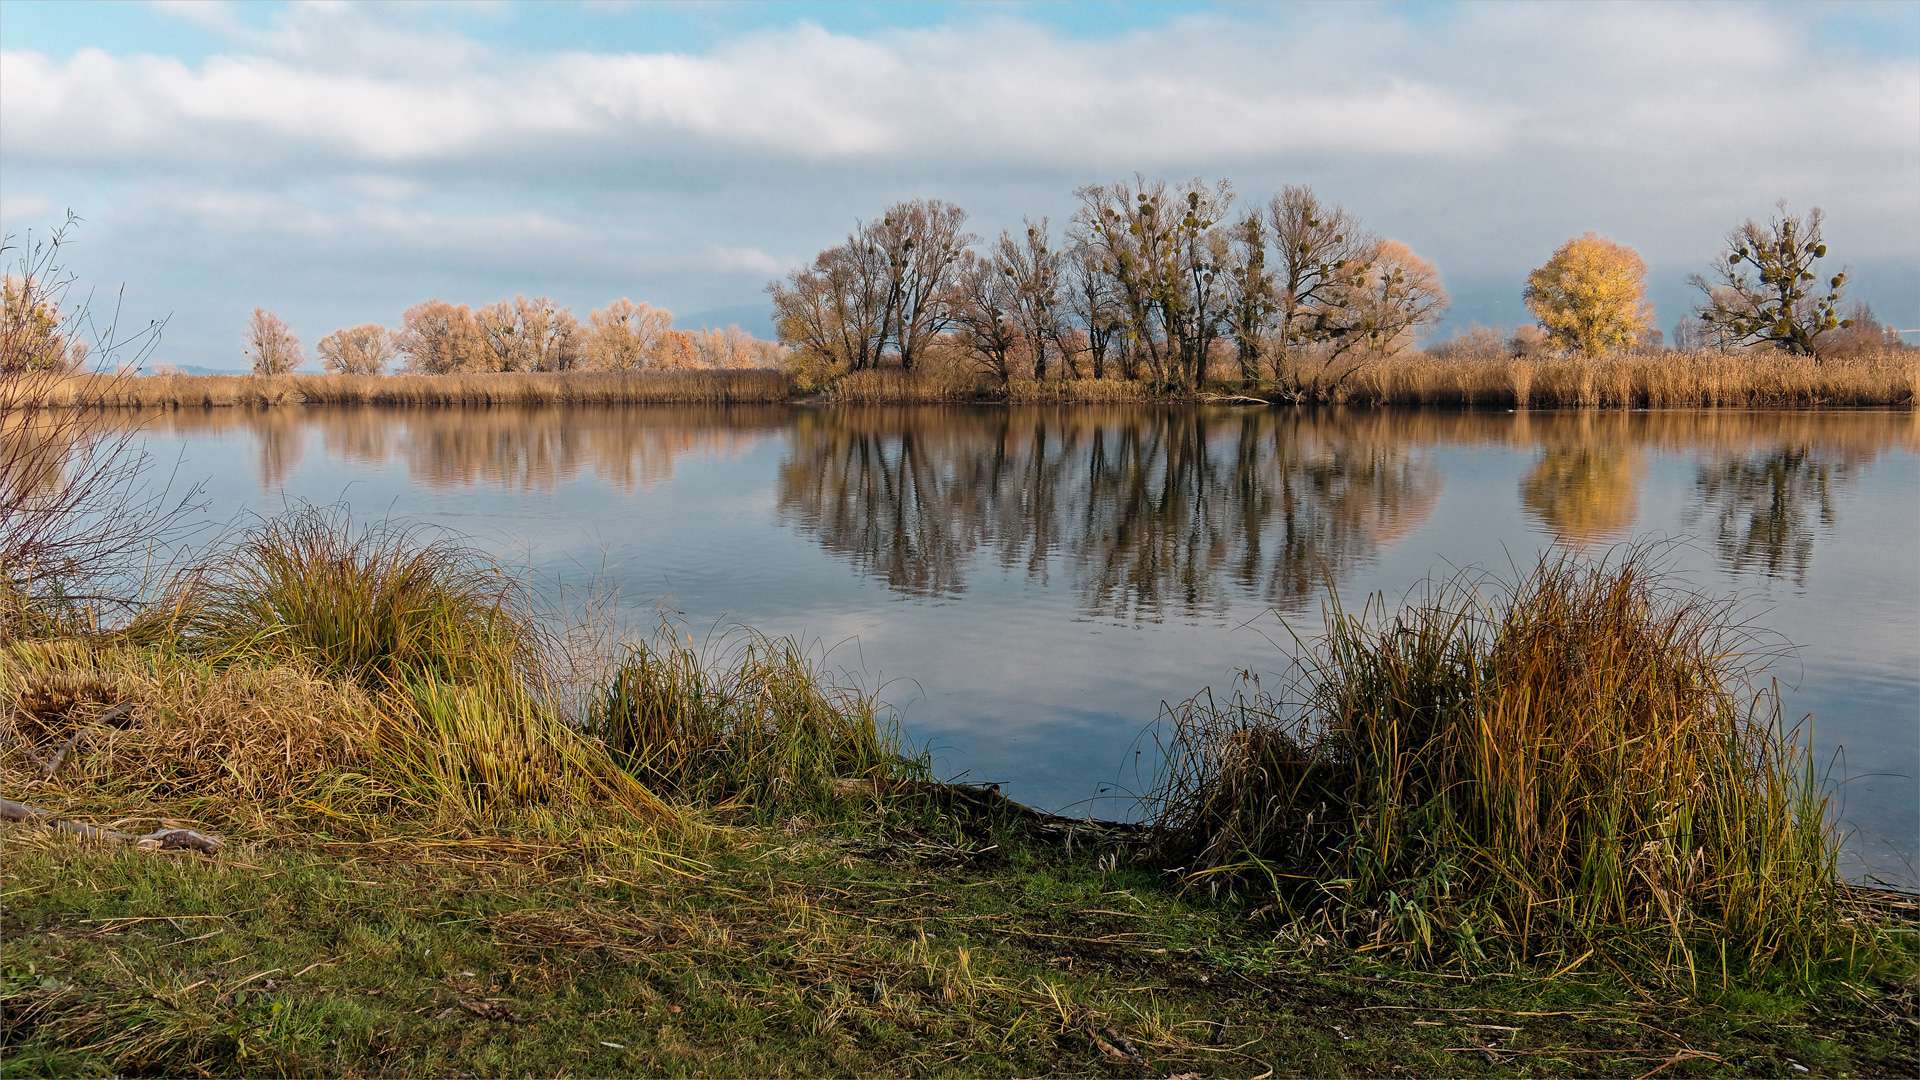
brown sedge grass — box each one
[1147,545,1867,987]
[3,507,697,870]
[27,369,791,408]
[586,624,925,821]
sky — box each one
[2,0,1916,370]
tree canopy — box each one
[1523,233,1653,357]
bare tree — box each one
[395,300,484,374]
[1073,175,1234,390]
[951,253,1020,385]
[3,216,189,637]
[995,219,1069,380]
[1691,202,1850,357]
[1223,213,1277,386]
[245,307,304,375]
[685,324,784,369]
[1065,237,1123,380]
[1267,186,1376,387]
[585,298,675,371]
[866,199,974,372]
[769,243,891,379]
[315,324,394,375]
[1332,240,1448,364]
[476,296,582,372]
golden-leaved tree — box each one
[395,300,486,374]
[1523,233,1654,356]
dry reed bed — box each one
[12,348,1917,408]
[31,369,792,408]
[1343,348,1918,408]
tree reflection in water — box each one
[1520,445,1643,542]
[776,407,1442,620]
[1691,446,1847,586]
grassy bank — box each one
[6,823,1913,1078]
[16,345,1919,409]
[3,516,1914,1076]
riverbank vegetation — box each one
[1151,550,1850,981]
[11,343,1916,409]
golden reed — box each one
[11,347,1915,408]
[25,369,792,408]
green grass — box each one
[3,515,1914,1076]
[2,823,1911,1079]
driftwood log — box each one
[0,798,225,853]
[832,778,1148,847]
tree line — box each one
[231,297,786,377]
[3,196,1905,382]
[771,183,1907,396]
[768,178,1449,396]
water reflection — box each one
[1520,443,1643,541]
[125,404,1916,600]
[776,407,1443,619]
[141,405,787,493]
[1692,447,1845,585]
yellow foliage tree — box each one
[1523,233,1654,357]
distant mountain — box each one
[143,363,247,376]
[681,304,776,341]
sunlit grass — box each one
[1148,547,1867,986]
[587,626,924,820]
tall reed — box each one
[1149,549,1851,983]
[1339,347,1916,408]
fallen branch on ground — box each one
[0,798,225,853]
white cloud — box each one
[4,5,1910,182]
[1,1,1913,357]
[0,192,56,223]
[703,245,794,276]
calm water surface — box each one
[128,405,1918,886]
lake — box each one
[122,404,1918,887]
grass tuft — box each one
[146,506,541,693]
[587,627,923,820]
[1149,547,1860,985]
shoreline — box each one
[11,345,1917,410]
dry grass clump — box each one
[1150,548,1847,980]
[27,369,793,408]
[4,511,686,852]
[146,507,541,692]
[587,627,920,818]
[2,637,378,831]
